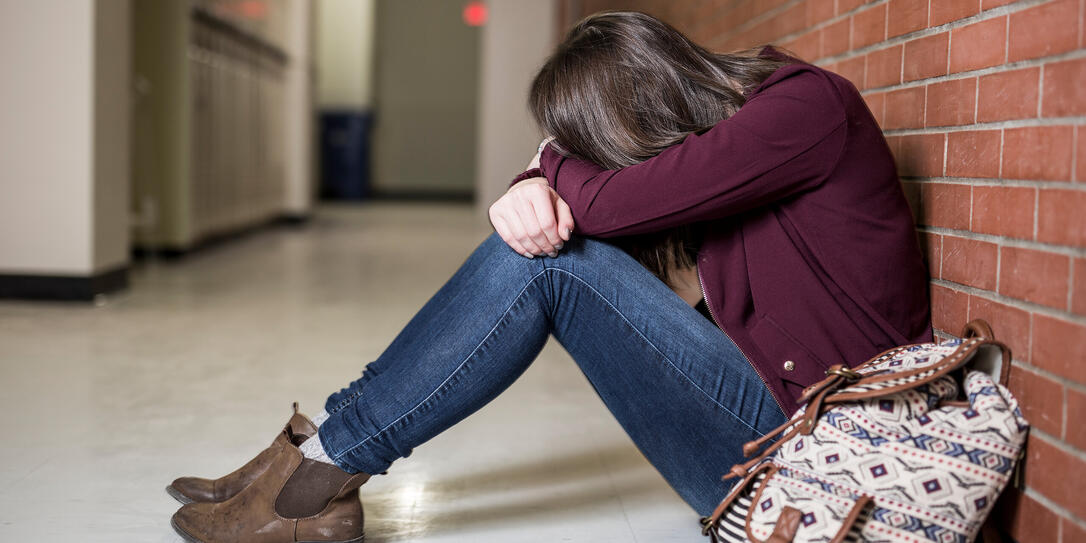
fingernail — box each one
[564,228,572,237]
[523,252,534,259]
[555,243,563,250]
[548,252,558,258]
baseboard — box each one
[278,213,311,226]
[132,212,313,259]
[0,266,128,301]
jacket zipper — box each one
[697,261,786,414]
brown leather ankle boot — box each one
[171,436,370,543]
[167,403,319,504]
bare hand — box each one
[488,177,574,258]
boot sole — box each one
[165,485,195,505]
[170,516,365,543]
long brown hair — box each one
[529,11,787,286]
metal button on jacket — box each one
[783,360,796,371]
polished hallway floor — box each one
[0,203,704,542]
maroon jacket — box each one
[518,56,933,414]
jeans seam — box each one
[329,389,364,414]
[543,267,766,437]
[329,267,550,463]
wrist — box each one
[509,167,545,190]
[508,176,548,193]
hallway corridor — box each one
[0,203,702,542]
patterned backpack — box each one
[701,320,1028,543]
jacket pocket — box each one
[750,314,831,391]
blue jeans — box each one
[317,232,786,516]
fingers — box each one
[510,196,551,256]
[553,196,575,242]
[525,191,563,256]
[507,205,546,257]
[489,182,573,259]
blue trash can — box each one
[320,111,373,200]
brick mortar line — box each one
[968,184,975,240]
[973,58,981,131]
[929,277,1086,324]
[1022,485,1086,534]
[941,127,949,177]
[787,0,1052,65]
[1073,124,1080,183]
[900,177,1086,191]
[882,114,1086,136]
[996,204,1004,292]
[998,126,1006,189]
[1062,381,1069,454]
[1007,357,1086,398]
[859,48,1086,94]
[1003,2,1011,68]
[920,226,1086,258]
[1032,428,1086,470]
[886,3,892,84]
[938,223,945,277]
[1070,258,1077,313]
[945,15,954,80]
[1034,184,1042,249]
[1028,305,1035,404]
[1038,63,1046,120]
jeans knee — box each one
[478,232,637,280]
[476,232,533,266]
[549,236,634,269]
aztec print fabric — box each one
[704,336,1028,543]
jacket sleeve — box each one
[535,65,848,237]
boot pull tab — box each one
[292,402,300,414]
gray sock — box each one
[300,409,335,465]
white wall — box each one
[475,0,558,217]
[0,0,130,276]
[316,0,376,110]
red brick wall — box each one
[566,1,1085,540]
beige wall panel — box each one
[0,1,95,274]
[371,0,479,195]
